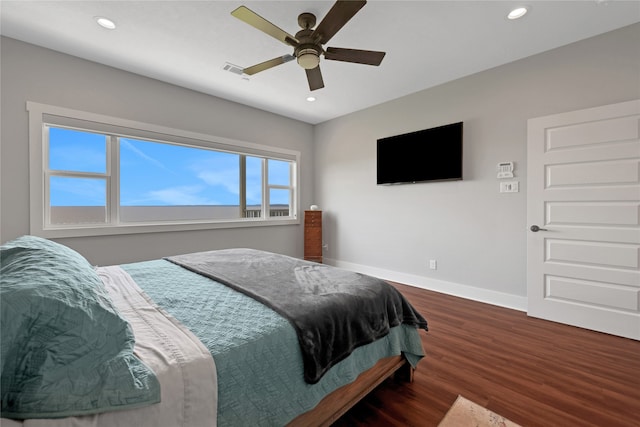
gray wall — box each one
[2,24,639,308]
[313,23,640,309]
[0,37,314,265]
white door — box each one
[527,99,640,340]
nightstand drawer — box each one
[304,211,322,227]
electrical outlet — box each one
[429,259,437,270]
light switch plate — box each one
[500,181,519,193]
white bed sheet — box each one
[1,266,217,427]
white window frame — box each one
[28,102,300,238]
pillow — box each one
[0,235,160,419]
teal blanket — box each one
[166,248,428,384]
[122,259,425,426]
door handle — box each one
[530,225,548,232]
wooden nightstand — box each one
[304,210,322,263]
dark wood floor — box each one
[333,283,640,427]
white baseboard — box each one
[325,257,527,312]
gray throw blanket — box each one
[166,248,428,384]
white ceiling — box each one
[2,1,639,124]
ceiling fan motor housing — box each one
[294,25,322,69]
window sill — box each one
[34,217,300,239]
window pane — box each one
[268,159,290,186]
[49,127,106,173]
[49,176,106,224]
[245,156,263,218]
[269,188,290,217]
[119,138,240,222]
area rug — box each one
[438,395,522,427]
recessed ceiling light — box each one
[306,96,316,102]
[507,6,528,20]
[95,16,116,30]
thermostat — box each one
[497,162,514,179]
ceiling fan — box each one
[231,0,385,91]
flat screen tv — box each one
[377,121,463,185]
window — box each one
[28,102,299,237]
[47,127,109,225]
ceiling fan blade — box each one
[324,47,385,66]
[312,0,367,45]
[306,66,325,91]
[243,54,295,75]
[231,6,298,47]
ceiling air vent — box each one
[223,62,244,75]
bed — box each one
[0,236,428,426]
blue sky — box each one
[49,127,289,207]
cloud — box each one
[197,169,240,194]
[120,139,177,174]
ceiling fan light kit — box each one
[231,0,385,91]
[297,49,320,70]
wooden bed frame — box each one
[288,355,414,426]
